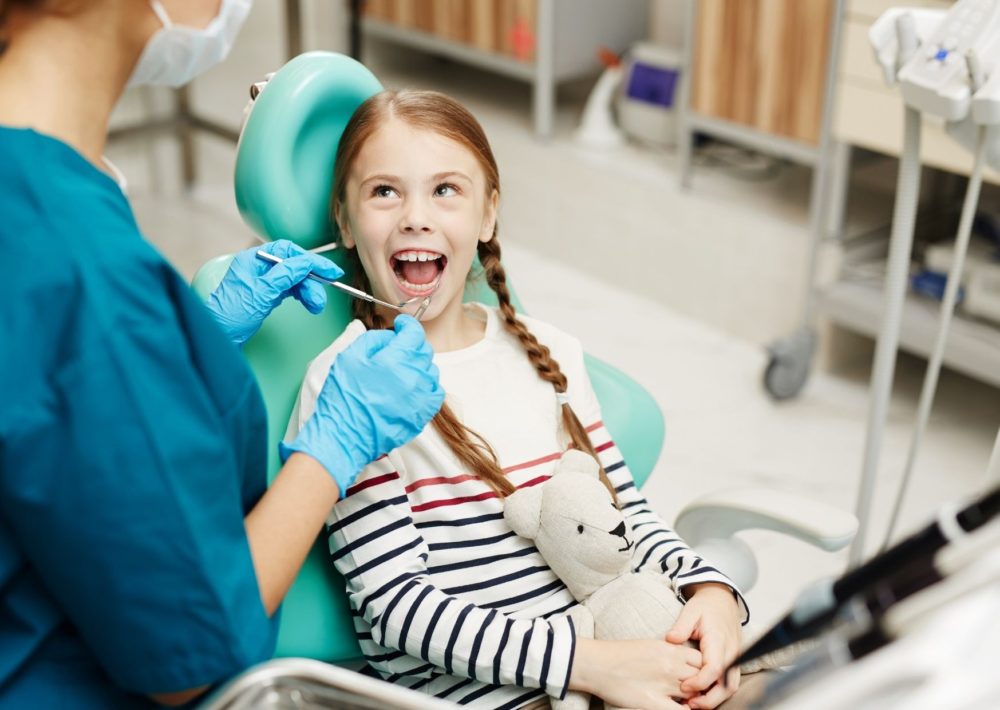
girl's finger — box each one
[666,605,700,644]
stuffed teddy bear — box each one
[503,449,782,710]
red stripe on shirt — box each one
[411,489,499,512]
[404,449,568,494]
[410,474,552,513]
[405,473,478,493]
[516,474,550,490]
[503,451,563,475]
[594,441,613,454]
[585,421,604,433]
[346,471,400,497]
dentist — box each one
[0,1,444,707]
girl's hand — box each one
[666,583,743,709]
[571,638,703,710]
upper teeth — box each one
[395,251,442,262]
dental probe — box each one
[255,250,429,314]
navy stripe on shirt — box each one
[399,585,434,650]
[330,517,412,562]
[421,597,453,662]
[442,565,550,596]
[414,511,505,529]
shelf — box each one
[685,112,823,166]
[362,18,537,82]
[818,279,1000,388]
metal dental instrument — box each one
[255,250,431,316]
[413,297,431,320]
[730,484,1000,671]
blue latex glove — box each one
[281,315,445,495]
[206,239,345,347]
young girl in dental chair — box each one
[286,90,748,710]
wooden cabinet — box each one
[358,0,649,137]
[364,0,538,61]
[678,0,842,250]
[691,0,836,146]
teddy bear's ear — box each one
[503,486,544,539]
[556,449,601,479]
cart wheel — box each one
[763,329,816,401]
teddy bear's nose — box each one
[609,521,627,538]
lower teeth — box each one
[398,276,438,292]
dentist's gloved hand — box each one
[281,315,445,495]
[206,239,344,347]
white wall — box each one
[647,0,686,50]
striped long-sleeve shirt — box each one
[287,304,748,709]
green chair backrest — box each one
[193,51,665,663]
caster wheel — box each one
[763,329,816,401]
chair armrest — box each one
[675,487,858,553]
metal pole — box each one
[285,0,302,58]
[176,85,197,189]
[532,0,555,139]
[849,106,923,565]
[677,0,697,190]
[802,0,846,324]
[988,426,1000,485]
[349,0,363,61]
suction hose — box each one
[880,126,989,550]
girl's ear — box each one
[334,201,356,249]
[479,189,499,244]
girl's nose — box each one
[399,199,433,234]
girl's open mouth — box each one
[391,250,447,297]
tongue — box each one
[400,260,439,285]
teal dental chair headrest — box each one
[235,51,383,250]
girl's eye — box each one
[434,183,457,197]
[372,185,397,198]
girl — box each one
[287,90,748,710]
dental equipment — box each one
[255,250,432,316]
[732,484,1000,669]
[850,0,1000,564]
[757,544,1000,710]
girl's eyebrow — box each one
[359,171,472,186]
[360,173,399,186]
[431,170,472,184]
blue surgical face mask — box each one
[128,0,252,88]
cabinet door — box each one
[363,0,538,61]
[692,0,835,145]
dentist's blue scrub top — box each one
[0,127,278,707]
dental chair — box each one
[193,53,858,708]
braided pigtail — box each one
[477,237,618,502]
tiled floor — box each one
[111,24,1000,631]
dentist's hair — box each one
[331,89,615,499]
